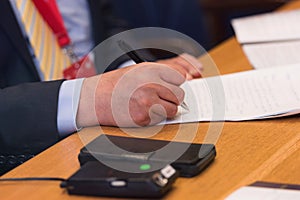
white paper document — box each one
[231,9,300,44]
[242,41,300,69]
[231,9,300,70]
[225,182,300,200]
[164,64,300,124]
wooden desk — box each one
[1,1,300,200]
[262,140,300,185]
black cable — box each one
[0,177,66,182]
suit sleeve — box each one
[0,80,65,155]
[88,0,178,73]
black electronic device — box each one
[78,135,216,177]
[61,161,179,198]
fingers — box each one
[180,53,203,73]
[131,102,178,127]
[177,53,203,79]
[129,83,184,126]
[156,83,184,105]
[151,99,178,119]
[157,59,189,78]
[158,64,186,86]
[148,103,176,126]
[157,53,203,80]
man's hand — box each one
[76,62,185,128]
[156,53,203,80]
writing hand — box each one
[76,62,185,127]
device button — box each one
[161,165,176,178]
[152,173,168,187]
[110,180,127,187]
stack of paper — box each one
[163,64,300,125]
[225,182,300,200]
[231,9,300,69]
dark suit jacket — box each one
[0,0,127,175]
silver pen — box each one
[181,101,189,111]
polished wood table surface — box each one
[1,1,300,200]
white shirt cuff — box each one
[57,78,84,137]
[118,60,136,69]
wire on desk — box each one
[0,177,66,182]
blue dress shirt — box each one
[9,0,92,137]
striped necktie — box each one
[15,0,71,80]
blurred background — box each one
[111,0,286,50]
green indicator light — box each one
[140,164,151,171]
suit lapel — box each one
[0,0,40,80]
